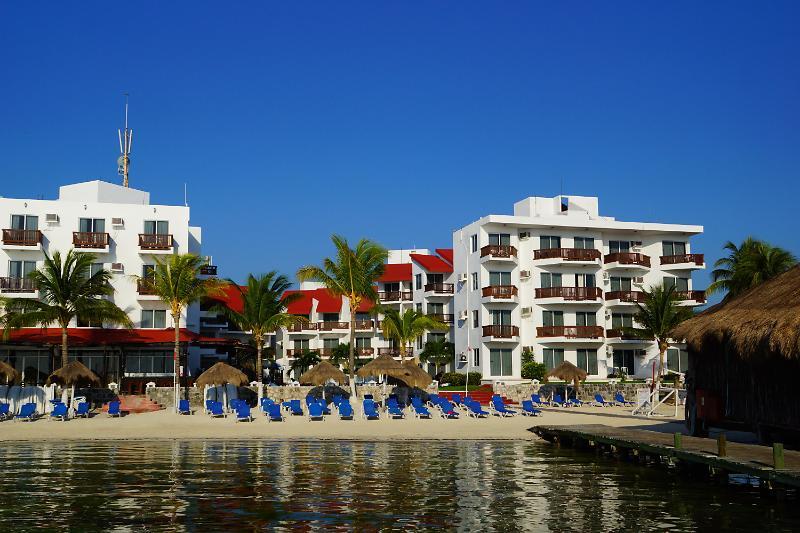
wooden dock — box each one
[532,424,800,489]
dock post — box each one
[717,433,727,457]
[773,443,785,469]
[673,433,682,450]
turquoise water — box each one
[0,440,797,531]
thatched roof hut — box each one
[544,361,587,388]
[0,361,19,384]
[47,361,100,387]
[195,362,249,388]
[300,360,346,386]
[356,354,408,380]
[400,361,432,389]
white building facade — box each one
[452,195,704,383]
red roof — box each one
[436,248,453,264]
[284,290,313,315]
[314,288,343,314]
[379,263,412,282]
[4,328,234,346]
[206,284,245,314]
[357,297,376,313]
[410,253,453,273]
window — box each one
[613,349,636,375]
[79,218,105,233]
[323,338,339,349]
[144,220,169,235]
[664,277,689,292]
[489,348,513,376]
[540,236,561,249]
[488,271,511,286]
[384,282,400,293]
[543,348,564,370]
[10,215,38,231]
[666,348,689,373]
[322,313,340,322]
[124,350,174,375]
[471,272,478,290]
[355,312,371,322]
[428,302,444,314]
[142,264,155,280]
[491,309,511,325]
[576,312,596,327]
[662,241,687,256]
[472,310,479,328]
[471,234,478,253]
[415,274,422,290]
[9,260,36,279]
[141,309,167,329]
[2,351,51,385]
[573,237,595,249]
[416,303,423,313]
[293,339,310,351]
[355,337,371,349]
[610,277,632,292]
[428,332,446,344]
[488,233,511,246]
[540,272,562,288]
[575,273,595,288]
[417,336,423,349]
[473,348,480,366]
[427,273,443,285]
[85,263,104,281]
[577,349,599,375]
[542,310,564,327]
[611,313,634,329]
[609,240,630,254]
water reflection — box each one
[0,440,797,531]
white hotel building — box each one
[452,195,704,383]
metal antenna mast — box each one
[117,93,133,187]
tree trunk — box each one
[173,312,181,411]
[399,343,406,362]
[348,304,357,399]
[61,326,69,368]
[256,339,264,401]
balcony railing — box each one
[137,279,157,295]
[357,348,375,356]
[286,322,316,332]
[0,277,36,293]
[317,321,349,331]
[537,325,604,338]
[72,231,109,248]
[139,233,173,250]
[424,283,454,294]
[378,290,413,302]
[674,290,706,303]
[200,265,218,276]
[355,320,375,330]
[534,286,602,301]
[605,290,646,303]
[533,248,601,261]
[377,348,402,356]
[482,325,519,338]
[480,244,517,259]
[606,328,653,340]
[2,229,42,246]
[481,285,518,299]
[604,252,651,267]
[660,254,705,266]
[286,349,317,357]
[429,313,454,324]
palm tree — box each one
[418,339,455,376]
[289,349,321,380]
[138,253,224,402]
[379,308,448,362]
[212,273,305,397]
[2,250,132,368]
[628,283,693,389]
[707,237,796,299]
[297,235,388,396]
[330,342,350,368]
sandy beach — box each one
[0,405,684,442]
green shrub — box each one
[521,361,546,380]
[439,372,482,386]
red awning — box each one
[205,284,245,313]
[314,288,343,313]
[3,328,235,346]
[284,290,313,315]
[436,248,453,264]
[379,263,412,282]
[357,298,376,313]
[410,253,453,273]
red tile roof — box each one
[4,328,234,346]
[206,284,245,313]
[284,290,313,315]
[314,288,343,314]
[357,297,376,313]
[379,263,412,282]
[436,248,453,264]
[410,253,453,273]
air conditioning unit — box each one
[602,271,610,281]
[521,307,533,316]
[633,276,645,285]
[458,310,469,321]
[520,270,531,278]
[632,241,643,247]
[110,263,124,273]
[604,311,611,319]
[519,231,531,240]
[111,218,124,227]
[45,213,59,224]
[458,273,468,283]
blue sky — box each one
[1,2,798,290]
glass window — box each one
[428,302,444,314]
[666,348,689,373]
[613,349,635,375]
[575,273,595,288]
[663,241,686,256]
[473,348,480,367]
[472,310,479,328]
[11,215,38,231]
[427,273,443,285]
[491,309,511,326]
[79,218,105,233]
[543,348,564,370]
[471,272,478,290]
[141,310,166,329]
[540,236,561,249]
[416,303,423,313]
[293,339,309,350]
[489,271,511,286]
[144,220,169,234]
[9,260,36,278]
[355,337,371,349]
[489,349,513,376]
[488,233,510,246]
[415,274,422,290]
[664,277,690,292]
[574,237,594,249]
[428,332,446,344]
[610,277,632,292]
[577,349,598,375]
[611,313,634,329]
[576,312,596,327]
[609,240,630,254]
[417,335,423,349]
[540,272,562,288]
[543,310,564,327]
[471,234,478,253]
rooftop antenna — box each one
[117,93,133,187]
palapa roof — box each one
[300,360,347,386]
[47,361,100,387]
[400,361,432,389]
[195,362,249,387]
[544,361,587,387]
[672,265,800,359]
[356,354,408,379]
[0,361,19,383]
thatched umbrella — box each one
[356,354,410,396]
[47,361,101,412]
[195,362,249,413]
[400,360,432,389]
[0,361,18,385]
[545,361,587,401]
[300,360,346,386]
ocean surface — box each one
[0,440,797,531]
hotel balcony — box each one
[424,283,454,296]
[286,322,317,334]
[357,347,375,356]
[533,248,602,266]
[354,320,375,330]
[429,313,455,325]
[603,252,651,271]
[377,348,403,357]
[606,328,654,344]
[2,229,43,250]
[480,244,517,263]
[138,233,174,253]
[481,285,518,304]
[286,349,316,357]
[317,321,349,335]
[136,279,161,300]
[199,265,218,276]
[605,290,646,305]
[481,324,520,342]
[0,277,37,297]
[378,290,413,303]
[72,231,110,252]
[536,325,605,343]
[534,286,603,304]
[674,290,706,306]
[660,254,705,270]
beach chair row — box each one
[0,400,121,422]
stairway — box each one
[102,395,164,414]
[438,385,516,405]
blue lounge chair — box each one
[107,401,122,417]
[386,398,404,419]
[568,397,585,407]
[337,401,354,420]
[410,398,431,419]
[362,399,381,420]
[266,403,283,422]
[452,393,463,405]
[531,394,547,408]
[332,394,343,408]
[235,403,252,422]
[209,401,226,418]
[615,392,635,407]
[75,402,90,418]
[308,402,325,421]
[229,399,242,413]
[465,400,489,418]
[178,399,192,415]
[205,399,216,414]
[592,394,614,407]
[491,396,517,417]
[288,399,304,416]
[15,403,36,422]
[317,400,331,415]
[260,398,275,413]
[50,403,69,421]
[551,394,568,407]
[521,400,542,417]
[0,403,10,420]
[438,399,459,419]
[427,394,441,408]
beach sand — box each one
[0,405,684,442]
